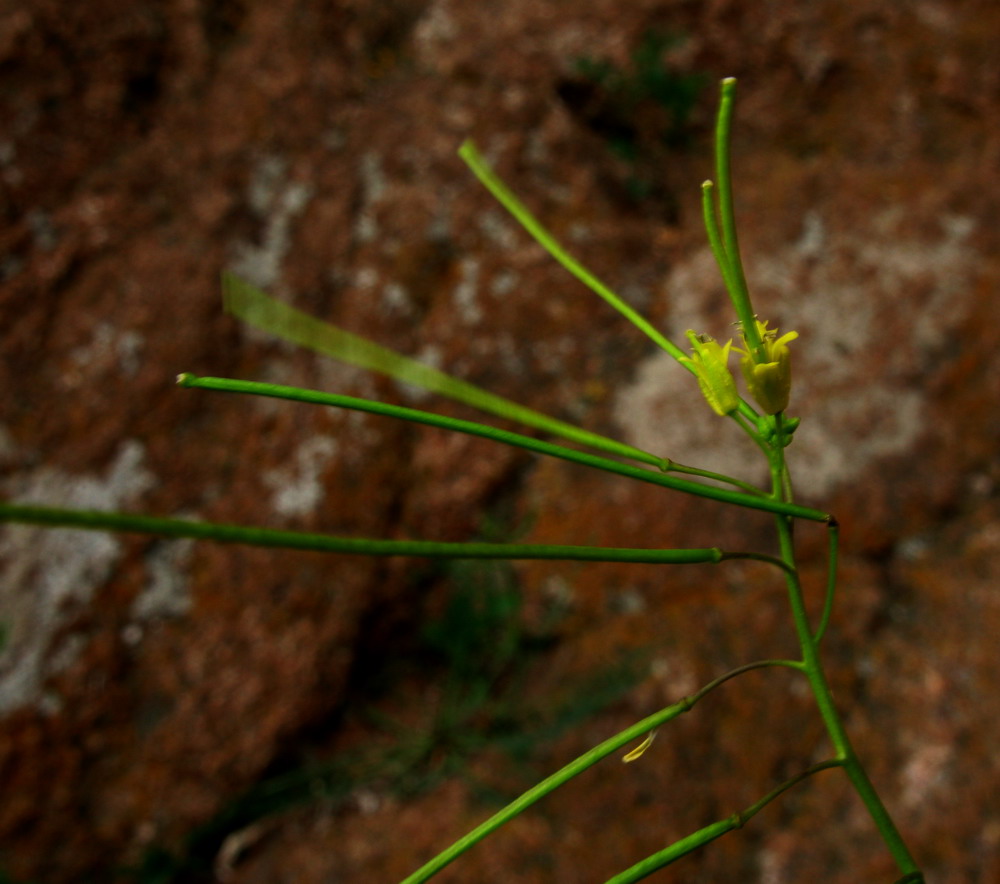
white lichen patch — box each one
[649,653,697,701]
[354,266,379,290]
[452,256,482,324]
[491,269,518,297]
[67,321,144,382]
[131,536,195,620]
[230,155,313,290]
[0,441,155,712]
[412,2,458,69]
[382,281,412,315]
[263,436,338,517]
[477,210,518,250]
[354,152,386,244]
[756,832,798,884]
[613,211,977,499]
[900,740,953,809]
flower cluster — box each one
[683,319,797,417]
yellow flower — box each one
[736,319,798,415]
[679,330,739,417]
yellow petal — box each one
[622,729,657,763]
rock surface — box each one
[1,0,999,881]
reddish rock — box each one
[1,0,999,881]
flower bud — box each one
[736,319,798,415]
[680,330,739,417]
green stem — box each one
[179,374,831,523]
[0,502,781,568]
[665,460,766,498]
[731,410,774,461]
[812,518,839,645]
[701,180,738,303]
[767,449,921,879]
[605,819,734,884]
[458,141,688,365]
[400,659,801,884]
[604,759,842,884]
[719,550,794,575]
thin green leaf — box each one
[222,272,663,468]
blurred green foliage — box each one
[559,31,705,206]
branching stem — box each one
[400,659,801,884]
[603,759,843,883]
[768,440,921,880]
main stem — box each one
[768,436,922,879]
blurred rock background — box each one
[1,0,999,881]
